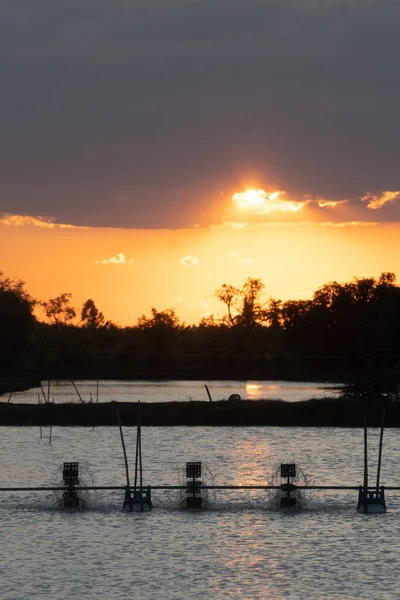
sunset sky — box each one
[1,0,400,325]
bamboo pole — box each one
[134,418,139,490]
[90,391,96,431]
[376,404,386,489]
[138,402,143,489]
[7,390,12,403]
[92,392,95,430]
[132,401,145,510]
[40,384,47,403]
[363,406,368,514]
[47,382,53,442]
[38,392,42,438]
[115,405,130,490]
[70,380,85,404]
[205,384,213,402]
[134,402,143,490]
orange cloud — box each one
[317,200,348,208]
[96,253,133,265]
[361,190,400,209]
[213,220,377,231]
[320,221,377,228]
[0,214,81,228]
[180,256,198,266]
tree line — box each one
[1,270,400,383]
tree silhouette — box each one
[137,308,181,330]
[81,298,105,328]
[41,293,76,325]
[136,308,184,371]
[215,277,267,327]
[215,284,238,326]
[2,269,400,384]
[265,298,283,328]
[0,272,36,375]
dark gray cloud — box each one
[1,0,400,227]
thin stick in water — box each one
[92,393,96,430]
[116,405,130,490]
[138,402,143,489]
[363,406,368,514]
[376,404,386,489]
[40,384,47,403]
[134,401,143,491]
[205,384,213,402]
[70,380,85,404]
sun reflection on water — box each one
[231,439,273,486]
[245,383,263,400]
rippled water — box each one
[10,379,340,404]
[1,425,400,599]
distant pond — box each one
[10,379,342,404]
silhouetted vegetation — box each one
[0,272,36,380]
[3,398,400,427]
[2,271,400,391]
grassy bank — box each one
[0,398,397,427]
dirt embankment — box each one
[0,398,396,427]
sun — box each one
[232,188,304,214]
[232,189,270,207]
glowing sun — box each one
[232,188,304,214]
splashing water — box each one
[50,461,99,510]
[266,463,315,510]
[175,463,217,509]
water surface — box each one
[10,379,340,404]
[1,425,399,599]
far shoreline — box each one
[0,398,396,428]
